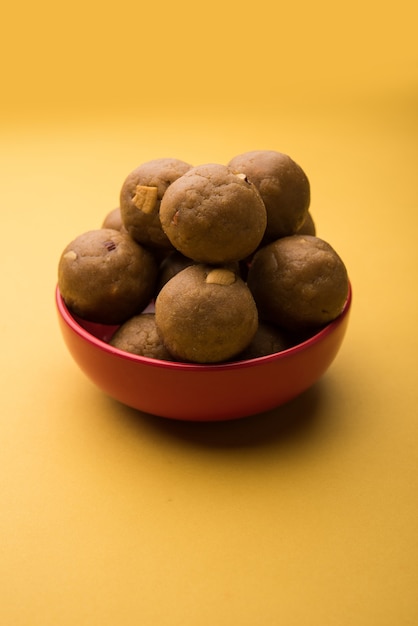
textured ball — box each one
[58,229,158,324]
[228,150,310,240]
[159,163,267,263]
[247,235,349,331]
[155,264,258,363]
[120,158,193,250]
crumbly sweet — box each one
[227,150,310,241]
[58,228,158,324]
[155,251,195,295]
[247,235,349,331]
[296,211,316,236]
[159,163,267,263]
[234,322,294,360]
[119,158,193,250]
[59,149,349,363]
[101,207,123,231]
[110,313,174,360]
[155,264,258,363]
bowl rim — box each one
[56,281,352,373]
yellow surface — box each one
[1,1,418,624]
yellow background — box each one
[1,1,418,624]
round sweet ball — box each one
[101,207,123,231]
[155,264,259,363]
[155,251,195,295]
[234,322,294,360]
[159,163,267,264]
[110,314,175,360]
[247,235,349,331]
[58,229,158,325]
[119,157,193,250]
[296,211,316,236]
[227,150,310,240]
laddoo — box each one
[159,163,267,263]
[101,207,123,231]
[247,235,349,331]
[228,150,310,240]
[234,322,294,360]
[155,251,195,295]
[296,211,316,236]
[110,314,174,360]
[155,264,258,363]
[120,157,193,250]
[58,228,158,324]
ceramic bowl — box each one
[56,282,352,421]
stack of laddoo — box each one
[58,151,349,363]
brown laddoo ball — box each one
[101,207,123,231]
[155,251,195,295]
[119,157,193,250]
[155,264,258,363]
[296,211,316,236]
[159,163,267,264]
[58,229,158,324]
[234,322,295,360]
[247,235,349,331]
[110,314,175,360]
[228,150,310,240]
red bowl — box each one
[55,283,352,421]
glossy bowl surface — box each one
[56,283,352,421]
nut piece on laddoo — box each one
[227,150,310,240]
[58,228,158,324]
[247,235,349,331]
[155,264,259,363]
[110,313,175,360]
[119,157,193,251]
[159,163,267,264]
